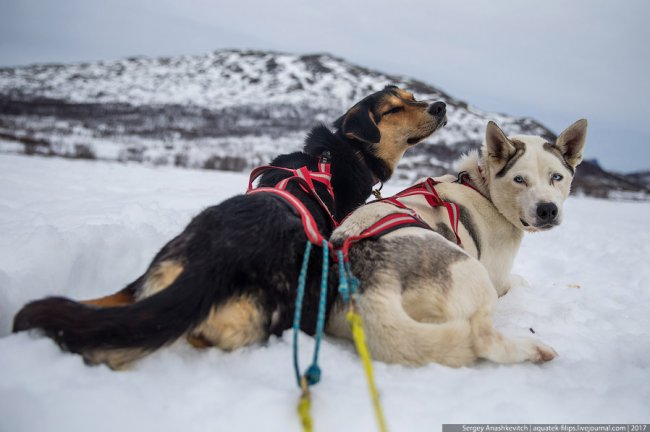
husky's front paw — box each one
[523,339,557,363]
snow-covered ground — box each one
[0,154,648,431]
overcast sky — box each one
[1,0,649,172]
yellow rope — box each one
[347,305,389,432]
[297,377,313,432]
[297,394,313,432]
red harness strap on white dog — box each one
[338,212,432,262]
[381,178,462,245]
[246,155,337,247]
[456,171,483,196]
[335,177,465,264]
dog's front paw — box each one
[525,339,557,363]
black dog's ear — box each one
[335,103,381,144]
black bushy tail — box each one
[13,268,219,362]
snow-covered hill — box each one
[0,49,647,197]
[0,154,648,431]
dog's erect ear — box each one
[485,121,516,163]
[336,103,381,144]
[556,119,588,169]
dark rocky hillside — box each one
[0,49,647,199]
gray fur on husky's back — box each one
[346,234,468,294]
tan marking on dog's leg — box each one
[190,296,266,351]
[137,260,184,300]
[81,287,136,308]
[470,308,557,364]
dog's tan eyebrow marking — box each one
[495,140,526,178]
[384,91,426,109]
[543,142,575,175]
[385,87,412,100]
[395,88,416,101]
[402,92,416,101]
[380,98,399,107]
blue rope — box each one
[305,239,329,385]
[293,241,312,387]
[337,251,350,303]
[336,251,360,303]
[345,261,360,296]
[292,239,330,388]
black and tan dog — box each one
[13,86,447,369]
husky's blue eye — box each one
[552,173,564,182]
[513,175,526,184]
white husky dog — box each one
[326,119,588,367]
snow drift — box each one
[0,154,648,431]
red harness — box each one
[338,212,432,262]
[338,177,472,262]
[381,177,463,245]
[246,155,338,247]
[246,156,475,262]
[456,171,482,195]
[245,155,432,256]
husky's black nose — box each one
[536,202,559,223]
[428,101,446,118]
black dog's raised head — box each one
[334,85,447,179]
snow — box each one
[0,51,385,109]
[0,154,648,431]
